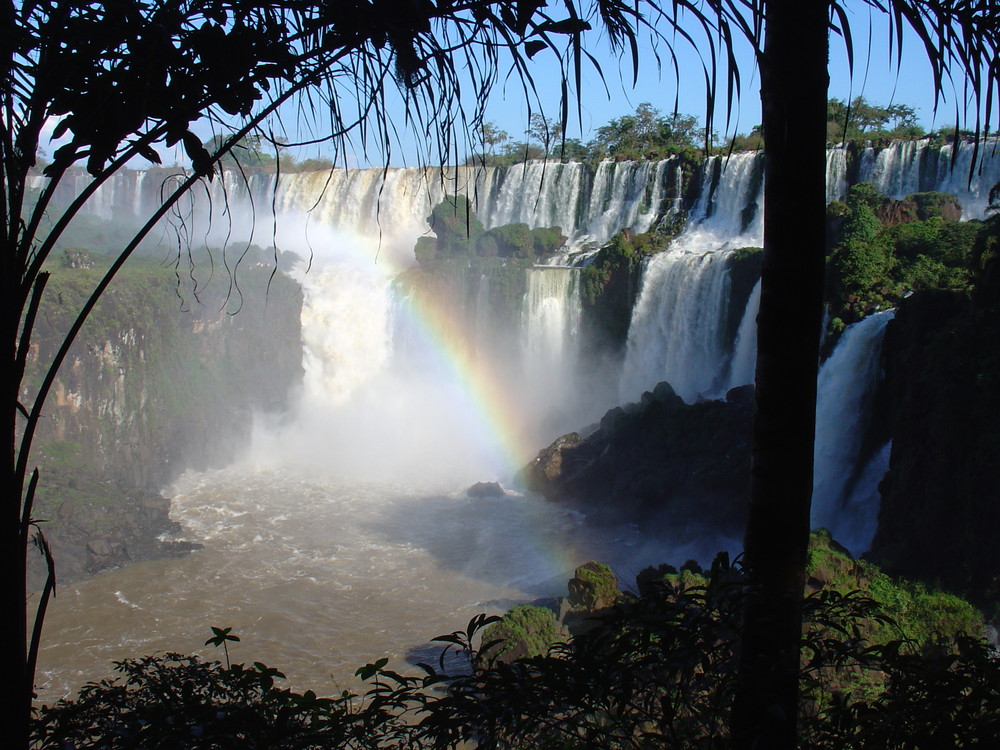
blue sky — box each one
[45,5,984,169]
[365,5,983,167]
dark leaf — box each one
[136,144,161,164]
[537,18,591,35]
[524,40,546,58]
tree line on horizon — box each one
[28,96,956,177]
[467,96,948,167]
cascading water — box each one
[521,267,585,428]
[826,147,849,202]
[620,151,764,403]
[812,310,895,555]
[868,138,1000,218]
[36,138,1000,702]
[726,278,761,391]
[620,250,734,403]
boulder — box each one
[517,432,583,499]
[466,481,505,498]
[518,382,751,538]
[478,605,565,665]
[567,561,620,611]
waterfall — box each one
[869,139,926,199]
[619,152,763,404]
[826,147,849,202]
[521,267,583,426]
[690,152,764,239]
[49,139,999,503]
[471,161,586,239]
[620,250,733,403]
[726,278,760,390]
[38,138,1000,701]
[297,261,393,406]
[56,158,690,258]
[577,159,676,244]
[812,310,894,555]
[60,138,1000,241]
[868,138,1000,218]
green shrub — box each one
[807,530,983,649]
[475,232,500,257]
[825,183,981,323]
[484,222,533,258]
[568,561,620,610]
[479,605,563,664]
[413,235,439,267]
[530,225,567,256]
[427,194,484,254]
[31,653,403,749]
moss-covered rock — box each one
[579,228,673,356]
[483,222,533,258]
[413,235,439,266]
[884,191,963,224]
[479,605,564,664]
[567,561,620,611]
[807,530,983,647]
[415,197,567,265]
[427,194,484,255]
[531,225,568,256]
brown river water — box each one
[34,466,680,705]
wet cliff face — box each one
[25,260,303,584]
[870,280,1000,607]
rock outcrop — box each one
[27,262,303,586]
[466,481,506,498]
[519,382,752,539]
[869,280,1000,605]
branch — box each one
[26,523,56,701]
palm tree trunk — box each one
[730,1,830,747]
[1,278,29,748]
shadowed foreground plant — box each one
[30,560,1000,749]
[31,654,411,749]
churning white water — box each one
[620,152,764,403]
[620,249,734,403]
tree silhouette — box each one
[5,2,1000,749]
[718,3,999,748]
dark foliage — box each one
[31,556,1000,749]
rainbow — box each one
[303,233,605,580]
[373,253,605,580]
[391,274,539,478]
